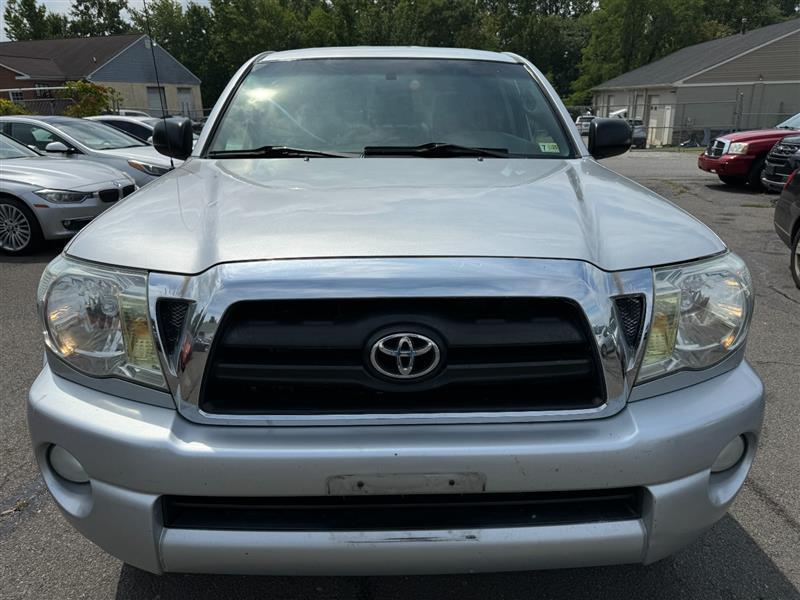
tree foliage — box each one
[3,0,799,107]
[69,0,130,37]
[0,98,29,115]
[567,0,799,104]
[59,80,120,117]
[2,0,66,40]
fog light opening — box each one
[711,435,747,473]
[48,445,89,484]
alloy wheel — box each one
[0,203,32,252]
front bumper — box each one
[25,190,126,240]
[28,361,764,575]
[698,153,751,176]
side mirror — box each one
[45,141,71,153]
[588,118,632,159]
[152,117,193,160]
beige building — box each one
[592,18,800,146]
[0,34,203,118]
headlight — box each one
[727,142,749,155]
[127,159,171,176]
[637,253,753,383]
[35,189,93,203]
[37,255,165,388]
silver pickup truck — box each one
[29,47,763,576]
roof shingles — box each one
[0,34,141,80]
[594,17,800,90]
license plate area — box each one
[327,473,487,496]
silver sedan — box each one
[0,115,176,187]
[0,133,136,254]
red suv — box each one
[699,113,800,189]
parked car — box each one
[698,112,800,188]
[762,134,800,192]
[0,133,135,254]
[86,115,161,143]
[575,114,595,134]
[29,47,762,576]
[86,115,201,146]
[117,109,152,118]
[627,118,646,148]
[773,150,800,288]
[0,116,176,187]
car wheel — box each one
[718,174,744,186]
[746,156,766,189]
[0,197,42,255]
[792,232,800,290]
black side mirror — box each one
[153,117,193,160]
[588,118,632,159]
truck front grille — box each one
[162,488,642,531]
[199,298,605,415]
[707,139,726,157]
[765,141,800,176]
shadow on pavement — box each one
[0,241,64,264]
[115,516,800,600]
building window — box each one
[35,84,52,98]
[9,90,23,103]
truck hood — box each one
[66,157,725,274]
[0,156,131,191]
[717,128,799,143]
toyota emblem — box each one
[369,333,441,379]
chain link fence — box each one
[1,86,210,121]
[566,100,797,150]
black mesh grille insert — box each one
[200,298,605,415]
[614,296,645,348]
[162,489,643,531]
[121,184,136,197]
[98,189,119,203]
[157,299,190,357]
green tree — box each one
[44,12,71,38]
[0,98,29,115]
[129,0,186,50]
[59,80,118,116]
[569,0,798,105]
[69,0,130,36]
[2,0,48,40]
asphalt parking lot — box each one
[1,150,799,599]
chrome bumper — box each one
[28,361,763,575]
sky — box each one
[0,0,211,41]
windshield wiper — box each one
[363,142,509,158]
[208,145,352,159]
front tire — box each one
[718,174,744,186]
[0,197,42,255]
[791,232,800,290]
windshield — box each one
[0,133,38,159]
[776,113,800,129]
[55,120,146,150]
[209,58,573,158]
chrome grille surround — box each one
[148,258,654,426]
[706,139,728,158]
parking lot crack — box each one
[768,286,800,306]
[746,478,800,537]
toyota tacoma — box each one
[29,48,763,576]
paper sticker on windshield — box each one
[539,142,561,153]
